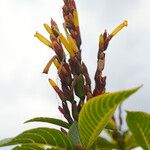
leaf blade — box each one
[25,117,70,129]
[124,133,138,150]
[78,86,140,149]
[0,128,75,150]
[126,111,150,150]
[68,121,82,146]
[12,144,44,150]
[96,136,118,149]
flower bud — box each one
[58,106,64,114]
[51,18,60,37]
[73,10,79,28]
[52,41,64,61]
[99,34,104,46]
[48,79,66,101]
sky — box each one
[0,0,150,149]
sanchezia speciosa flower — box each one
[35,0,128,124]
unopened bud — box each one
[58,106,64,114]
[73,10,79,27]
[99,34,104,46]
[48,79,66,101]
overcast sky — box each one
[0,0,149,149]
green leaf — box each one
[12,144,44,150]
[0,128,75,150]
[96,137,118,149]
[0,138,13,146]
[105,117,117,130]
[78,86,141,149]
[126,111,150,150]
[25,117,70,129]
[67,121,82,145]
[47,148,62,150]
[124,132,138,150]
[12,144,63,150]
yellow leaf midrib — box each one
[136,123,150,150]
[86,108,116,149]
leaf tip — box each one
[137,84,143,90]
[130,85,143,94]
[24,120,30,124]
[125,110,130,114]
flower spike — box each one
[34,0,129,126]
[62,0,82,48]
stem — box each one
[62,101,73,124]
[71,100,79,121]
[118,104,123,131]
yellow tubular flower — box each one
[44,24,53,35]
[54,57,67,74]
[63,23,78,52]
[48,79,57,88]
[99,34,104,45]
[73,10,79,27]
[43,56,56,74]
[58,33,75,57]
[53,58,61,69]
[111,20,128,37]
[34,32,53,48]
[67,33,78,53]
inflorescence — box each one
[34,0,128,125]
